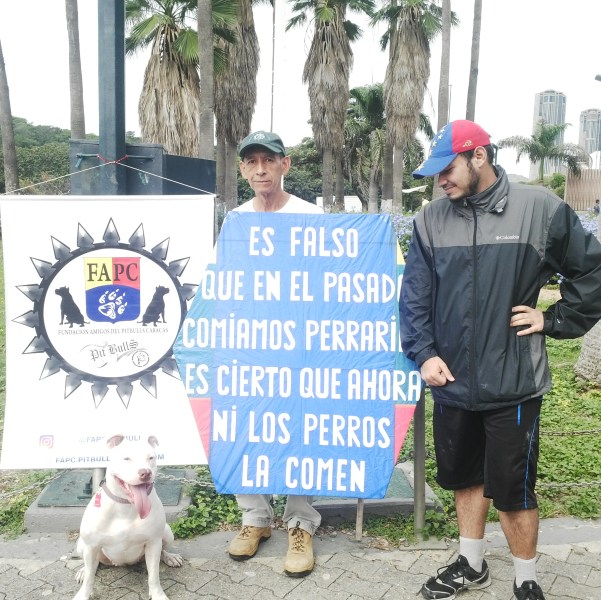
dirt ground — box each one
[539,287,561,302]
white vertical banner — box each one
[0,195,214,469]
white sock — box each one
[459,537,485,572]
[513,555,537,587]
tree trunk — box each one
[465,0,482,121]
[335,153,345,211]
[437,0,451,129]
[224,140,238,213]
[392,143,404,212]
[197,0,214,159]
[382,140,393,203]
[368,162,379,214]
[575,319,601,385]
[66,0,85,139]
[215,137,226,235]
[382,2,395,204]
[216,137,226,203]
[574,214,601,383]
[322,149,334,211]
[432,0,451,201]
[0,39,19,193]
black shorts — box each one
[432,397,542,512]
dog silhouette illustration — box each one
[139,286,169,326]
[56,287,87,328]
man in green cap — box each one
[226,130,322,577]
[235,130,324,214]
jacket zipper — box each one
[469,201,478,407]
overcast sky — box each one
[1,1,600,178]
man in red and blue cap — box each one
[400,120,601,600]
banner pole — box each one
[92,468,106,493]
[413,389,426,541]
[355,498,364,541]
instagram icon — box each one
[39,435,54,449]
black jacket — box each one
[399,166,601,411]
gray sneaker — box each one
[421,554,491,599]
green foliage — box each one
[17,143,70,189]
[0,471,58,538]
[547,173,565,199]
[8,117,71,148]
[170,467,242,538]
[0,116,139,193]
[0,495,30,537]
[0,119,72,193]
[536,337,601,518]
[285,138,325,203]
[170,467,291,539]
[357,508,459,546]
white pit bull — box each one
[73,434,183,600]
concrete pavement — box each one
[0,517,599,599]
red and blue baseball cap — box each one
[412,120,491,179]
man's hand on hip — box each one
[510,305,544,336]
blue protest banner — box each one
[174,212,421,498]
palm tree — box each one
[287,0,375,212]
[126,0,238,157]
[498,121,590,183]
[373,0,451,211]
[344,83,433,212]
[65,0,85,140]
[465,0,482,121]
[0,38,19,193]
[344,83,386,212]
[214,0,266,212]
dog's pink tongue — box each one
[130,484,151,519]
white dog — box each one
[73,434,183,600]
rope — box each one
[1,154,215,196]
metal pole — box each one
[413,389,426,540]
[93,0,127,485]
[355,498,364,541]
[98,0,126,195]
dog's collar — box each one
[100,480,153,504]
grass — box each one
[359,294,601,544]
[1,264,600,542]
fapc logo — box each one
[14,218,197,406]
[85,257,141,323]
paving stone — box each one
[1,521,600,599]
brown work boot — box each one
[228,525,271,560]
[284,522,314,577]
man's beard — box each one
[450,160,480,201]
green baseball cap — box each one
[238,130,286,158]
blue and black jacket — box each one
[399,165,601,411]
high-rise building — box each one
[530,90,567,179]
[579,108,601,154]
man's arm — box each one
[542,202,601,338]
[399,225,440,367]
